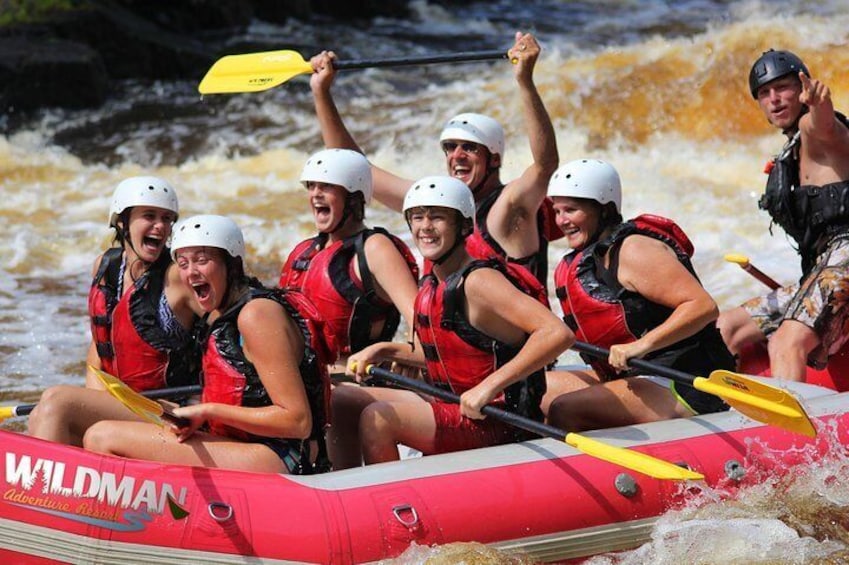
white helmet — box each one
[403,176,475,220]
[547,159,622,212]
[439,113,505,157]
[171,215,246,261]
[300,148,373,204]
[109,176,179,227]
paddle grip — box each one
[571,341,697,385]
[335,49,507,71]
[365,365,564,441]
[741,264,781,290]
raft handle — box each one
[208,501,234,522]
[392,504,419,529]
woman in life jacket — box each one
[278,148,420,470]
[544,159,734,431]
[29,176,200,446]
[344,176,572,465]
[278,148,419,372]
[84,215,332,474]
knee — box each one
[83,421,116,454]
[547,394,581,431]
[358,402,394,443]
[28,385,75,433]
[331,385,372,422]
[770,322,819,356]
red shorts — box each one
[430,400,530,454]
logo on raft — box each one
[3,453,189,531]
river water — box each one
[1,0,848,562]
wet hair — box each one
[346,191,366,223]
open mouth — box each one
[192,282,211,301]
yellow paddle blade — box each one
[0,406,17,421]
[724,253,750,266]
[565,432,704,481]
[701,370,817,438]
[199,50,313,94]
[90,366,168,427]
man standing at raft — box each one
[307,32,560,289]
[718,49,849,382]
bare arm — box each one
[176,299,313,439]
[310,51,413,212]
[461,268,574,418]
[492,33,558,213]
[609,235,719,370]
[363,233,419,328]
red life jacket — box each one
[87,250,195,392]
[464,186,556,288]
[554,214,731,380]
[279,228,419,359]
[414,259,545,421]
[201,286,332,448]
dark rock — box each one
[0,36,108,113]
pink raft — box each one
[0,379,845,564]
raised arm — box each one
[310,51,413,212]
[499,32,559,213]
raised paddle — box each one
[90,366,192,427]
[0,383,201,422]
[570,341,817,438]
[359,363,704,481]
[724,253,782,290]
[198,49,509,94]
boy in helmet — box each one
[544,159,732,430]
[717,49,849,384]
[344,177,572,464]
[279,148,419,373]
[307,32,560,289]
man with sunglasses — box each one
[308,31,560,289]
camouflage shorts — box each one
[742,236,849,368]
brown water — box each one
[1,0,848,562]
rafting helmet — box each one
[439,113,505,157]
[403,176,476,220]
[300,148,373,204]
[171,214,245,261]
[109,176,179,227]
[548,159,622,212]
[748,49,809,99]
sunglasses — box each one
[441,141,481,155]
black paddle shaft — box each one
[335,50,507,71]
[366,365,567,441]
[571,341,697,385]
[12,384,201,419]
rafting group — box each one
[22,34,849,476]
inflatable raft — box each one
[0,378,844,564]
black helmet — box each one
[748,49,809,99]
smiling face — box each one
[551,196,602,251]
[124,206,177,263]
[756,74,804,131]
[175,246,229,313]
[406,206,463,262]
[441,140,496,194]
[306,181,348,234]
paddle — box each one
[90,366,192,427]
[571,341,817,438]
[359,363,704,481]
[198,48,509,94]
[0,383,201,422]
[724,253,781,290]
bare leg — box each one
[548,378,690,432]
[768,320,820,381]
[359,399,435,465]
[327,384,424,469]
[28,385,144,445]
[541,369,599,419]
[716,306,766,357]
[84,420,288,473]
